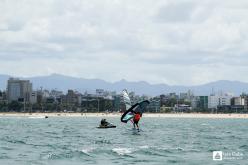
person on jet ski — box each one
[100,119,109,126]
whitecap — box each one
[139,145,149,149]
[112,147,133,155]
[175,147,184,151]
[81,147,95,155]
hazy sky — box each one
[1,0,248,85]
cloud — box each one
[156,2,195,23]
[0,0,248,85]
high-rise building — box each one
[231,97,245,106]
[199,96,208,109]
[61,90,82,106]
[30,91,37,104]
[7,78,32,103]
[208,93,232,109]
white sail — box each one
[122,89,132,110]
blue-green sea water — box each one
[0,116,247,165]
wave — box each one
[1,146,14,151]
[200,123,210,126]
[6,139,26,145]
[0,155,11,159]
[138,145,149,149]
[94,139,111,144]
[239,144,248,149]
[138,149,168,157]
[112,147,133,156]
[153,147,180,154]
[81,147,96,156]
[110,145,185,157]
[173,147,184,151]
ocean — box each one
[0,116,247,165]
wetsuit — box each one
[133,113,141,124]
[133,113,141,130]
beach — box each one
[0,112,248,118]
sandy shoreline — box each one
[0,112,248,118]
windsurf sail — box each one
[122,89,132,110]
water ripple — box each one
[0,117,247,165]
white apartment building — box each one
[232,97,245,106]
[30,91,37,104]
[208,94,233,109]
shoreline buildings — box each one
[7,78,32,103]
[1,78,248,113]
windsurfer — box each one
[133,112,142,130]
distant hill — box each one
[0,74,248,96]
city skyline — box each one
[1,1,248,85]
[1,74,248,96]
[1,76,248,114]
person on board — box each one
[133,112,142,130]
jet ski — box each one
[97,123,116,128]
[97,119,116,128]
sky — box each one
[1,0,248,86]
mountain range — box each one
[0,74,248,96]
